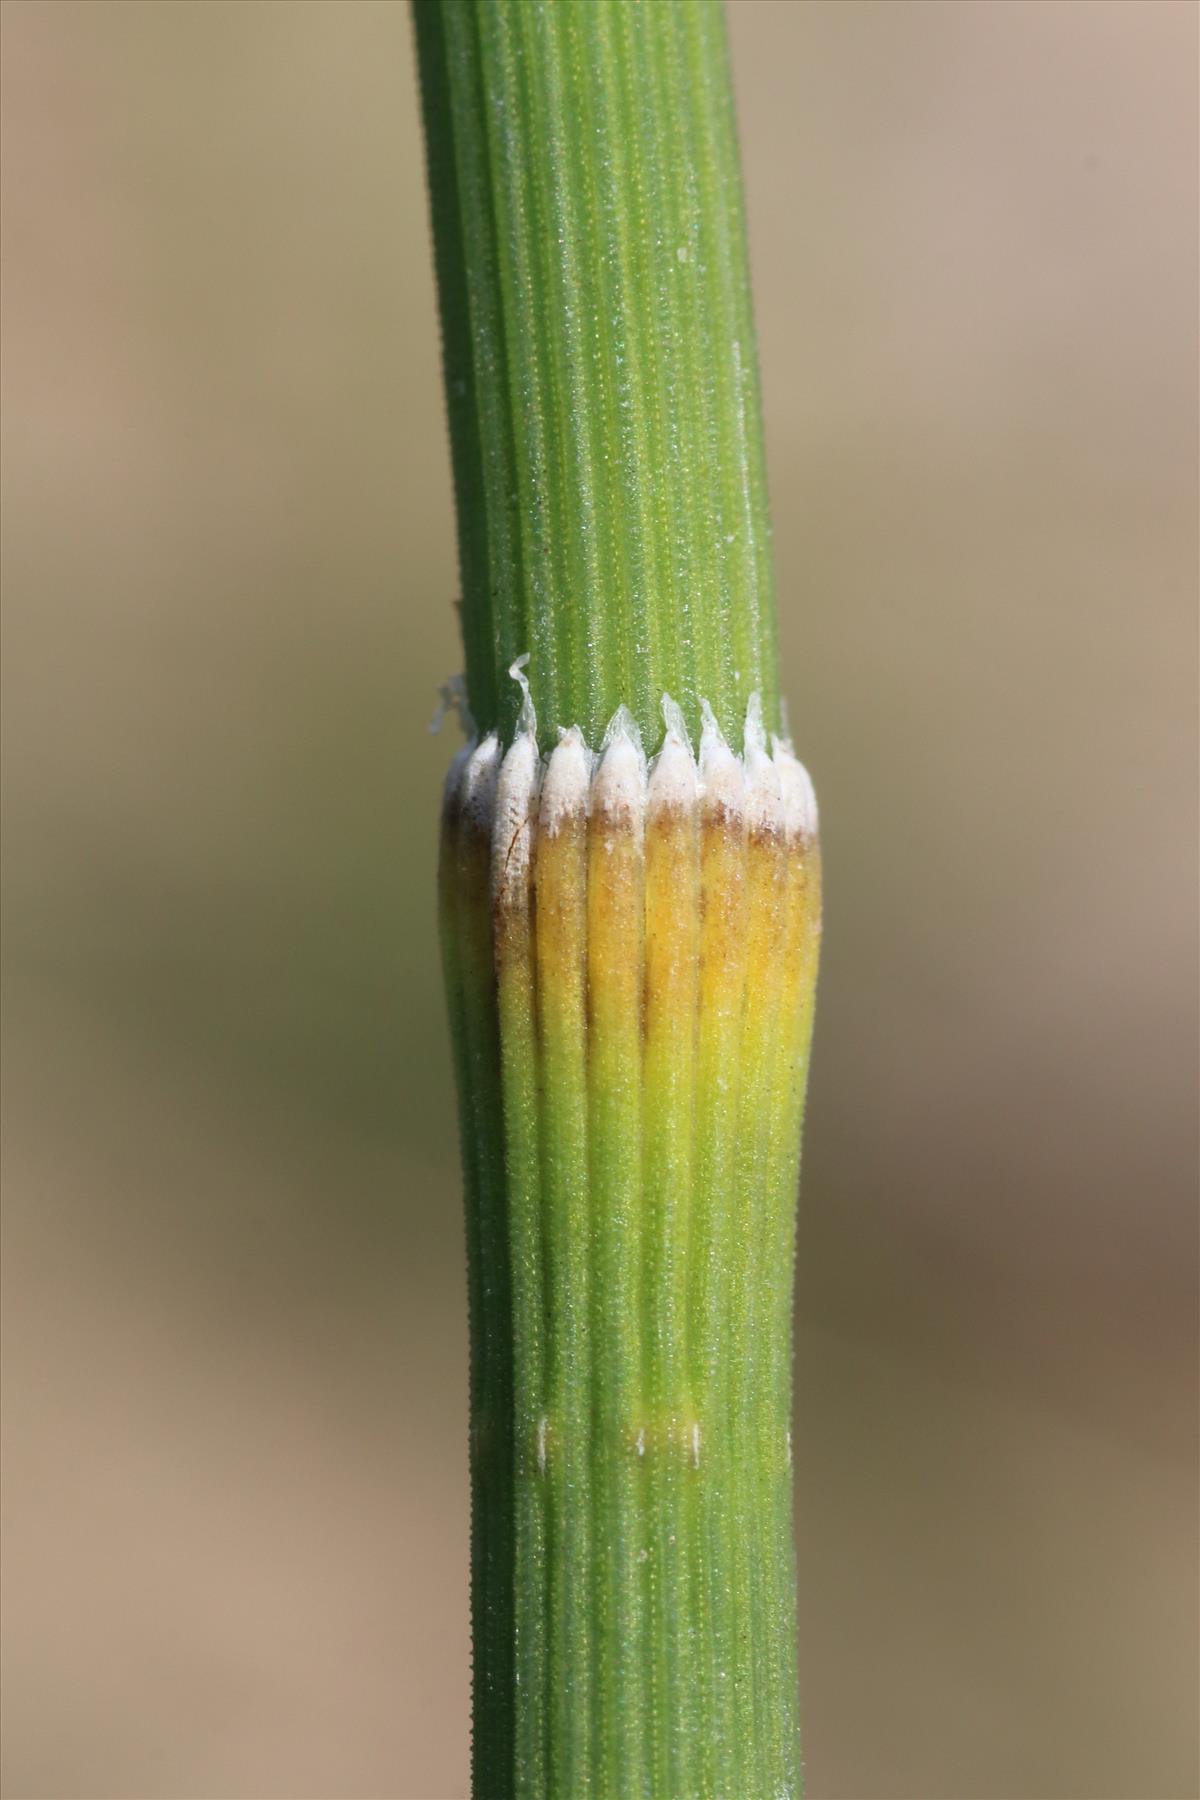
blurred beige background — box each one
[1,2,1196,1796]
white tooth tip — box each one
[444,680,816,843]
[744,700,780,831]
[508,653,537,738]
[650,698,698,815]
[776,750,818,841]
[540,725,591,832]
[699,701,743,813]
[441,738,475,809]
[744,689,767,758]
[492,729,540,898]
[459,733,501,829]
[600,703,643,757]
[660,693,690,745]
[698,697,725,746]
[594,724,645,822]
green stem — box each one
[414,0,778,752]
[418,5,819,1796]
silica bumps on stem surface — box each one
[415,1,820,1793]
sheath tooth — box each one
[698,699,745,823]
[540,725,592,836]
[649,695,698,818]
[593,712,646,833]
[742,692,781,839]
[493,723,541,908]
[773,744,818,846]
[442,738,476,817]
[459,733,501,838]
[508,652,538,739]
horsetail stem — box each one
[417,4,821,1794]
[414,0,779,752]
